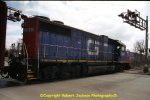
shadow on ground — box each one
[0,78,22,88]
[0,69,149,89]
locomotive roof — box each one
[36,16,99,36]
[35,16,124,45]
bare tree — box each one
[132,40,145,68]
[133,40,145,54]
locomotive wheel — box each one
[71,65,81,78]
[71,67,76,78]
[1,72,9,78]
[9,65,27,82]
[41,67,50,80]
[18,66,27,82]
[42,66,58,80]
[0,70,9,78]
[115,64,123,72]
[9,66,18,80]
[76,65,81,77]
[143,67,149,73]
[80,64,88,77]
[0,67,9,78]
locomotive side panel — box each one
[38,20,71,60]
[38,31,71,60]
[71,29,100,61]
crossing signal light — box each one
[21,14,28,20]
[14,11,20,18]
[118,13,124,18]
[13,11,21,21]
[124,15,129,20]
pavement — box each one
[0,69,150,100]
[124,67,150,75]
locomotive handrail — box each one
[41,43,117,61]
[42,43,87,51]
[41,44,117,54]
[42,44,87,60]
[37,46,40,78]
[23,43,29,70]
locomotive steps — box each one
[27,65,37,80]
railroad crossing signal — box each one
[7,6,28,22]
[118,9,149,73]
[118,9,146,30]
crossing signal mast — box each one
[118,9,149,73]
[7,6,27,22]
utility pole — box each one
[118,9,149,73]
[0,1,7,69]
[145,16,149,73]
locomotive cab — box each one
[115,40,130,71]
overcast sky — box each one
[5,1,150,51]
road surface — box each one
[0,71,150,100]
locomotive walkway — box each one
[0,70,150,100]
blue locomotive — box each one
[7,16,130,82]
